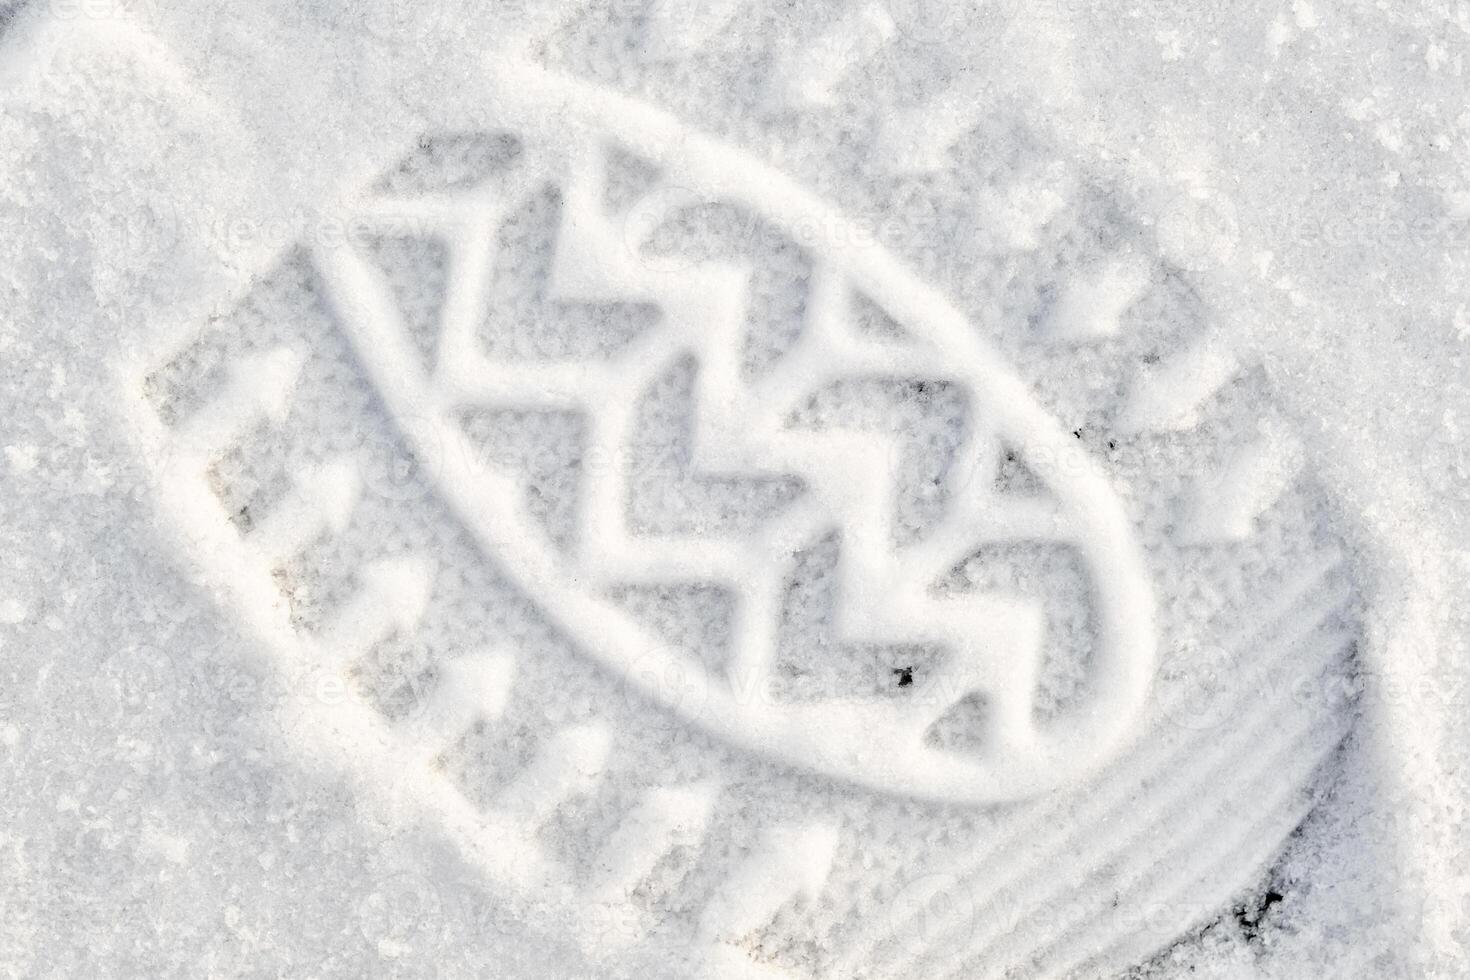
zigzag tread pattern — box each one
[123,42,1362,980]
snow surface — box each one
[1,1,1467,977]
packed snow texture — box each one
[0,1,1467,978]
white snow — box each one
[1,0,1466,977]
[0,598,27,624]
